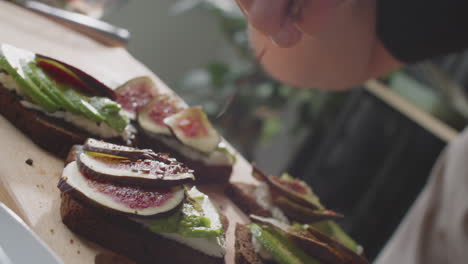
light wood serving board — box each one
[0,2,254,263]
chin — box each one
[261,62,365,91]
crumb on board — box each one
[25,158,33,166]
[70,239,74,244]
[50,229,54,234]
[77,250,80,254]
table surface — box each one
[0,2,255,263]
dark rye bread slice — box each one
[137,131,232,184]
[61,146,228,264]
[0,85,124,159]
[235,224,265,264]
[225,182,272,218]
[61,193,227,264]
[227,182,342,223]
[235,224,277,264]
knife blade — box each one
[8,0,130,47]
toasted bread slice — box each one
[61,193,226,264]
[0,85,124,158]
[234,224,266,264]
[60,146,228,263]
[226,182,272,218]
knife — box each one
[8,0,130,47]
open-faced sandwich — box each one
[227,166,344,224]
[116,77,235,184]
[235,215,368,264]
[58,139,228,263]
[228,166,367,264]
[0,43,234,183]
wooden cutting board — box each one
[0,2,255,263]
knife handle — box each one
[24,1,130,47]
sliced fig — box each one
[252,166,324,210]
[310,221,361,254]
[83,138,159,160]
[115,76,159,115]
[59,162,185,218]
[77,152,194,187]
[306,225,368,264]
[36,55,116,99]
[0,44,59,112]
[164,107,221,153]
[249,223,319,264]
[138,95,184,135]
[250,215,345,264]
[273,195,343,223]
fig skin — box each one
[83,138,159,161]
[163,107,222,154]
[115,76,159,114]
[79,139,195,187]
[273,195,343,223]
[37,55,116,99]
[250,215,346,264]
[76,152,195,187]
[83,138,189,166]
[305,226,369,264]
[252,165,323,210]
[58,175,184,219]
[136,131,233,184]
[137,94,184,136]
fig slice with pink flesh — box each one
[138,94,184,135]
[164,107,221,153]
[59,162,185,218]
[83,138,159,161]
[77,151,194,187]
[250,215,347,264]
[115,76,159,116]
[252,166,324,210]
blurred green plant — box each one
[174,0,349,158]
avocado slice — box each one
[249,223,319,264]
[0,44,58,112]
[0,44,129,133]
[31,63,129,132]
[21,62,62,107]
[89,97,128,132]
[148,187,223,238]
[23,61,81,114]
[36,57,93,95]
[63,88,104,122]
[310,221,360,253]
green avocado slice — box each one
[250,223,319,264]
[0,44,58,112]
[89,97,128,132]
[63,88,105,122]
[0,44,130,133]
[148,187,223,238]
[21,62,62,107]
[310,221,359,253]
[23,61,81,114]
